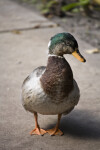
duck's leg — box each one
[30,112,47,136]
[47,114,63,136]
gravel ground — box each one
[12,0,100,49]
[51,14,100,49]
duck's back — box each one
[40,56,73,103]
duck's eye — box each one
[66,42,71,46]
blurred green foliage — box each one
[62,0,90,11]
[22,0,100,16]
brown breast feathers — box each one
[40,56,73,103]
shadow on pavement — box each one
[46,110,100,139]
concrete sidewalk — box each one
[0,0,100,150]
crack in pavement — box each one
[0,23,59,34]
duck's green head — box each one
[48,32,86,62]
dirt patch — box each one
[12,0,100,49]
[50,14,100,48]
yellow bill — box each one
[72,51,86,62]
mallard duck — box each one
[22,32,86,136]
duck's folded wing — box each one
[22,66,46,86]
[33,66,46,77]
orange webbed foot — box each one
[30,128,47,136]
[47,127,63,136]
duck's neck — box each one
[48,54,64,59]
[46,55,73,77]
[40,55,73,100]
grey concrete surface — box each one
[0,0,100,150]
